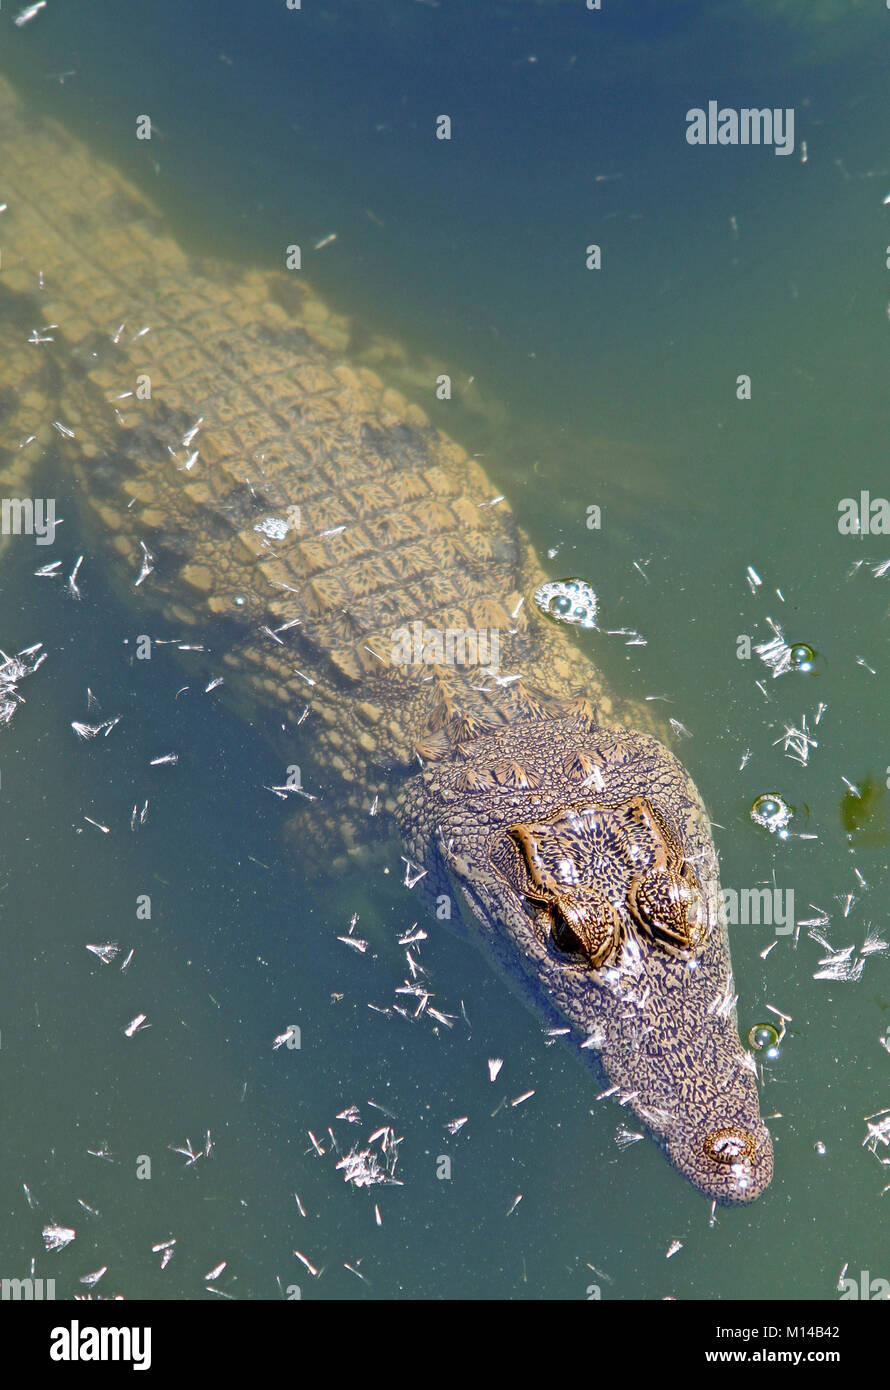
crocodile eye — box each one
[628,863,708,954]
[551,915,588,957]
[549,890,621,969]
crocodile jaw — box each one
[398,719,774,1204]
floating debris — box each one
[67,555,84,600]
[614,1128,645,1149]
[337,934,369,953]
[86,942,120,965]
[772,714,818,766]
[811,936,865,983]
[253,516,291,541]
[862,1110,890,1166]
[401,857,427,889]
[666,1240,683,1259]
[488,1058,503,1082]
[15,3,47,29]
[123,1013,149,1037]
[152,1238,176,1270]
[168,1137,203,1166]
[79,1267,107,1287]
[0,642,46,726]
[43,1224,76,1252]
[149,753,178,766]
[134,540,154,587]
[533,577,598,629]
[72,717,120,740]
[335,1125,403,1189]
[445,1117,468,1135]
[294,1249,321,1278]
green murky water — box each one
[1,1,888,1300]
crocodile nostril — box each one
[703,1126,758,1165]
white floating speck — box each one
[614,1128,644,1149]
[169,1137,202,1166]
[67,555,84,600]
[79,1267,107,1287]
[72,717,120,740]
[123,1013,149,1037]
[134,540,154,587]
[204,1262,227,1282]
[43,1224,76,1252]
[254,516,291,541]
[337,935,369,953]
[401,857,427,890]
[86,942,120,965]
[488,1058,503,1082]
[666,1240,683,1259]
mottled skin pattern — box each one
[0,78,772,1202]
[398,722,773,1202]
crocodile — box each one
[0,74,773,1204]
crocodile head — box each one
[397,717,774,1204]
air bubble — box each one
[534,577,598,629]
[748,1023,780,1053]
[750,793,793,836]
[788,642,824,674]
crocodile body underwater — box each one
[0,75,772,1203]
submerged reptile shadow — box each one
[0,76,771,1203]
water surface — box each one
[1,0,888,1300]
